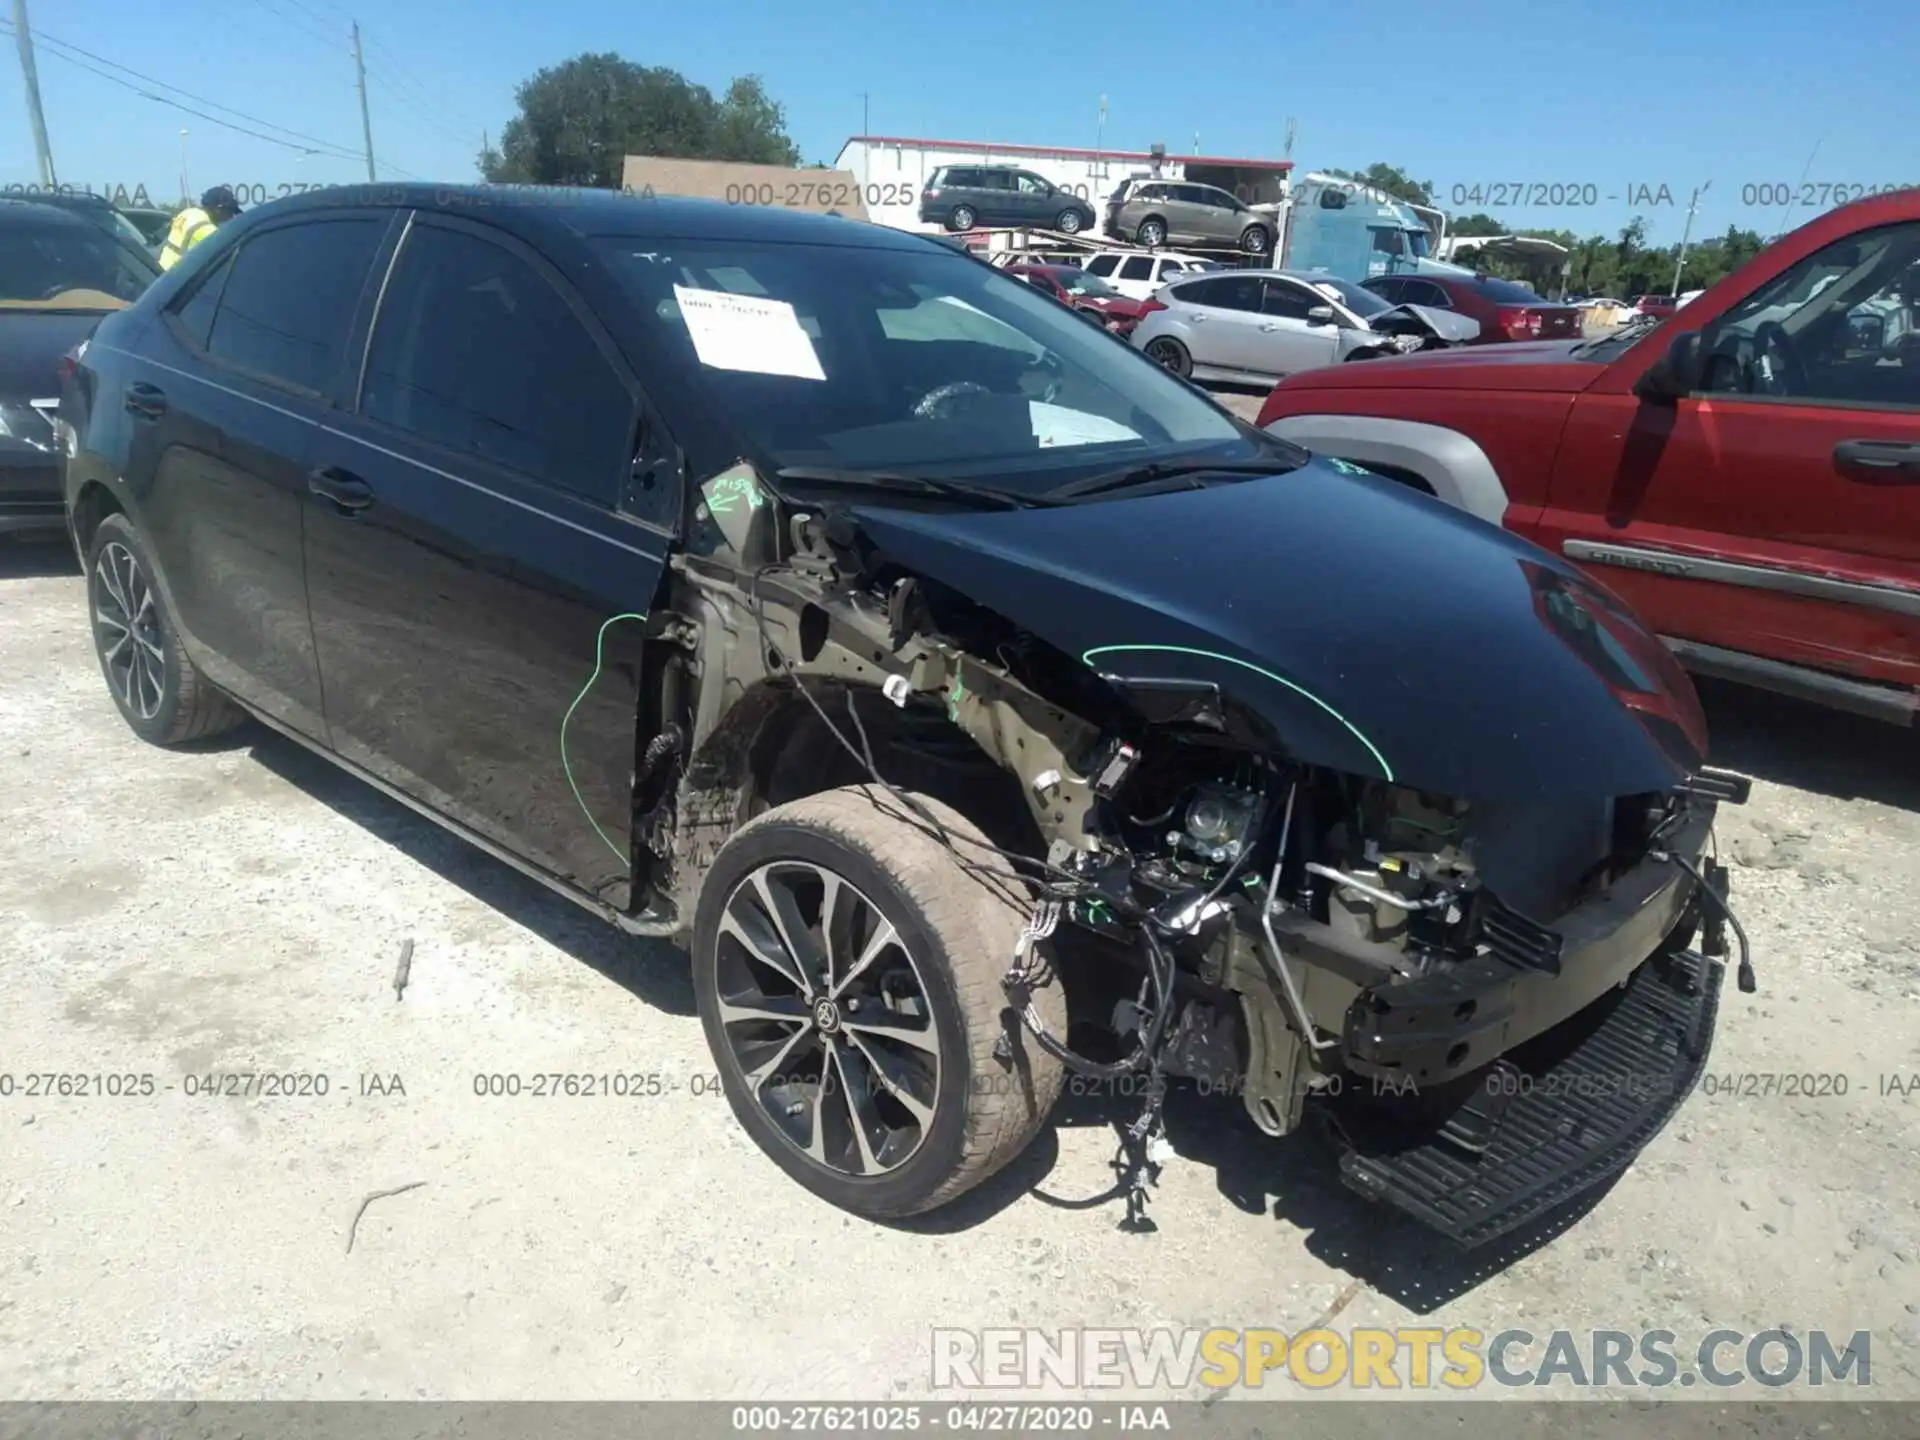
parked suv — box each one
[63,186,1746,1243]
[1364,272,1584,344]
[917,166,1096,234]
[1259,191,1920,726]
[1081,249,1218,300]
[1107,178,1275,256]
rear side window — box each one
[170,252,232,350]
[360,223,632,502]
[205,219,384,394]
[1084,255,1119,277]
[1155,260,1186,280]
[1180,275,1263,311]
[1118,256,1154,281]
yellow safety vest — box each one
[159,207,218,271]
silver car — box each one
[1130,269,1472,383]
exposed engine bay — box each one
[643,480,1754,1241]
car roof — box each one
[0,198,106,230]
[243,183,941,254]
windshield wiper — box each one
[1042,454,1305,502]
[772,465,1054,510]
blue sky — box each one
[4,0,1916,244]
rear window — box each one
[1466,276,1551,304]
[0,217,155,309]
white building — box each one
[832,134,1294,234]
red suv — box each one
[1364,272,1585,343]
[1258,192,1920,725]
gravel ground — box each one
[1,531,1916,1405]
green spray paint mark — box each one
[705,474,765,515]
[1323,456,1374,477]
[947,671,967,723]
[562,612,650,865]
[1081,643,1394,782]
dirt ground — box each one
[1,526,1916,1404]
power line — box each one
[0,18,360,158]
[3,18,434,183]
[8,20,365,158]
[246,0,345,54]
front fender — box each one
[1261,414,1510,526]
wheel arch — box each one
[68,477,124,560]
[1261,413,1511,526]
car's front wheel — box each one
[1240,224,1272,256]
[693,785,1066,1219]
[1054,208,1084,234]
[86,512,243,745]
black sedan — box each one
[61,186,1739,1238]
[1,200,157,539]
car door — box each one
[300,212,674,906]
[1113,254,1157,301]
[1184,186,1240,244]
[1256,276,1343,376]
[1173,274,1269,375]
[974,170,1019,226]
[1012,171,1054,225]
[126,210,395,740]
[1541,219,1920,695]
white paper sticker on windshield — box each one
[1029,401,1141,448]
[673,284,824,381]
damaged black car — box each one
[60,187,1753,1244]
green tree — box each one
[1451,212,1509,238]
[479,53,800,187]
[1324,163,1435,209]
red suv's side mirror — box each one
[1634,331,1703,403]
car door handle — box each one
[307,467,374,512]
[123,382,166,420]
[1260,323,1281,331]
[1834,439,1920,483]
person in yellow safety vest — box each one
[159,186,242,272]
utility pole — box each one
[1671,179,1711,296]
[179,128,188,203]
[351,22,377,181]
[11,0,56,188]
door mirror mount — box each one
[1634,331,1703,403]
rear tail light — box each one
[924,187,941,200]
[1495,306,1543,340]
[1135,298,1169,319]
[56,343,81,384]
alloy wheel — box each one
[93,540,166,721]
[712,861,943,1178]
[1145,337,1188,373]
[1057,210,1083,233]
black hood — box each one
[851,460,1708,803]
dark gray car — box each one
[1107,178,1275,256]
[916,166,1097,234]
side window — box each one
[1200,275,1265,312]
[1370,228,1406,258]
[981,170,1015,191]
[943,169,974,188]
[1700,222,1920,407]
[1366,277,1403,302]
[1185,186,1229,210]
[1155,260,1186,282]
[1261,280,1317,321]
[1085,255,1119,277]
[170,252,233,350]
[1413,281,1454,308]
[1016,173,1050,196]
[204,219,384,394]
[1118,256,1155,282]
[361,224,634,501]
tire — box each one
[947,205,977,232]
[1055,208,1084,234]
[693,784,1067,1219]
[1135,217,1167,247]
[1143,335,1192,377]
[85,512,243,745]
[1240,224,1272,256]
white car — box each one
[1129,269,1475,384]
[1080,249,1221,301]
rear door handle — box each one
[1834,439,1920,483]
[123,382,166,420]
[307,466,374,512]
